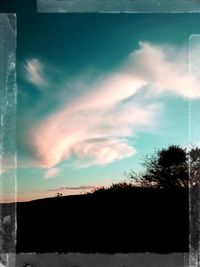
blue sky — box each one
[2,13,200,201]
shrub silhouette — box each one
[91,182,134,194]
[56,192,63,197]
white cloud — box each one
[73,139,136,168]
[44,167,59,179]
[29,42,200,169]
[125,42,200,99]
[24,58,47,88]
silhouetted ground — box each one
[16,187,189,253]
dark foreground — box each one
[16,187,189,253]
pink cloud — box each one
[73,139,136,168]
[31,100,159,169]
[29,42,200,170]
[31,72,152,169]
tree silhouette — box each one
[129,145,189,188]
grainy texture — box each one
[0,1,199,267]
[0,13,17,267]
[37,0,200,13]
[16,253,186,267]
[189,35,200,267]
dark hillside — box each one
[16,187,189,253]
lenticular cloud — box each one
[30,42,200,169]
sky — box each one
[1,2,200,201]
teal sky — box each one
[2,8,200,201]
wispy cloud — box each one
[31,97,158,168]
[0,168,5,176]
[28,42,200,170]
[0,159,16,176]
[125,42,200,99]
[44,167,59,178]
[24,58,47,88]
[47,185,95,191]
